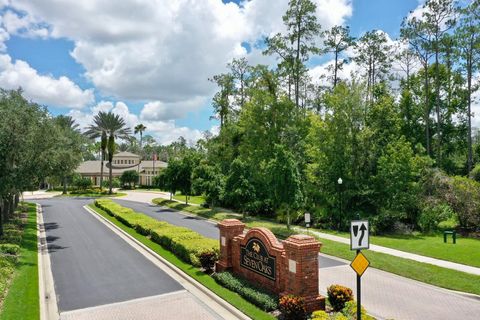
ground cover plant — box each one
[0,202,39,320]
[212,272,278,311]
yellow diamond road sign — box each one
[350,251,370,276]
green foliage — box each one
[418,202,455,232]
[196,250,218,272]
[192,161,225,208]
[212,272,278,311]
[0,244,20,256]
[341,301,375,320]
[120,170,139,188]
[327,284,353,312]
[102,178,120,188]
[94,199,219,267]
[423,170,480,232]
[73,175,93,190]
[224,158,256,213]
[279,294,307,320]
[469,164,480,182]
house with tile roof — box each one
[75,151,167,186]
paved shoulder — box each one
[38,198,182,312]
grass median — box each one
[0,202,39,320]
[152,198,480,296]
[87,203,275,320]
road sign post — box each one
[305,212,311,232]
[350,220,370,320]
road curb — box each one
[37,203,59,320]
[84,205,251,320]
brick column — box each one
[282,235,325,313]
[216,219,245,272]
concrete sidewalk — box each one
[300,228,480,276]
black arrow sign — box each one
[358,223,367,246]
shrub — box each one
[437,217,459,231]
[279,295,307,320]
[311,310,330,320]
[73,176,93,190]
[102,178,121,189]
[327,285,353,312]
[196,250,218,273]
[341,301,375,320]
[0,244,20,255]
[0,229,22,245]
[469,164,480,182]
[212,272,278,311]
[94,199,219,267]
[418,202,455,232]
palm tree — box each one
[85,115,108,190]
[134,124,147,149]
[85,112,131,193]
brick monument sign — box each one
[216,219,325,312]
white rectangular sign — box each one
[350,220,369,250]
[305,213,311,223]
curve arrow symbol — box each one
[358,223,367,247]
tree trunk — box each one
[0,198,4,237]
[14,193,19,210]
[185,194,188,205]
[295,18,301,109]
[334,50,338,88]
[467,53,473,173]
[434,49,442,164]
[424,61,431,157]
[63,175,68,194]
[287,208,291,230]
[100,149,105,190]
[109,160,113,194]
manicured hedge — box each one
[212,272,278,311]
[94,199,219,266]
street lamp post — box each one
[337,177,343,230]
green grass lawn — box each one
[153,198,480,296]
[172,193,206,205]
[312,229,480,268]
[0,202,39,320]
[88,204,275,320]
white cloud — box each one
[0,54,94,108]
[72,100,206,145]
[1,10,49,38]
[140,96,207,121]
[8,0,353,118]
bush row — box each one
[212,272,278,311]
[94,199,219,266]
[0,209,25,303]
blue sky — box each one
[0,0,424,144]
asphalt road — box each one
[37,198,182,312]
[113,198,346,269]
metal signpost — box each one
[350,220,370,320]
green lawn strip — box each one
[0,202,39,320]
[172,193,206,205]
[307,229,480,268]
[87,204,275,320]
[56,192,127,198]
[152,198,480,296]
[315,237,480,296]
